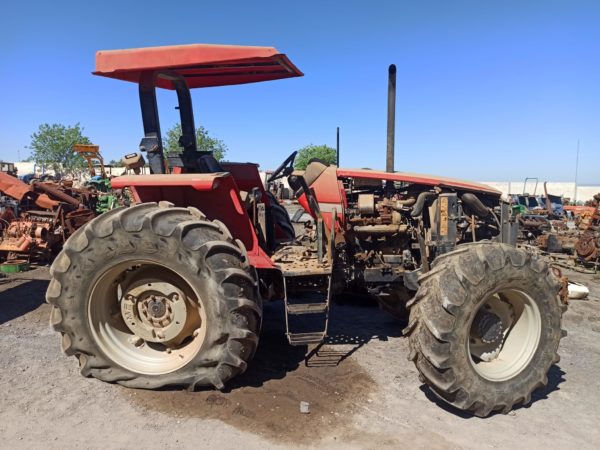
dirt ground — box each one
[1,265,599,449]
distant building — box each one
[481,181,599,203]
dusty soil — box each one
[1,266,599,449]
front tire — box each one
[46,202,261,390]
[405,242,565,416]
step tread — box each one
[286,303,328,314]
[287,332,326,346]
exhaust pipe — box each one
[386,64,396,173]
[336,126,340,166]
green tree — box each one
[28,123,92,175]
[162,123,227,161]
[293,144,337,170]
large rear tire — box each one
[405,242,565,417]
[46,202,261,390]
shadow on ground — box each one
[126,296,403,444]
[419,364,566,418]
[0,278,48,325]
[229,295,403,389]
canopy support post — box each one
[139,71,165,174]
[138,71,200,174]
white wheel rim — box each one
[88,260,207,375]
[468,289,541,382]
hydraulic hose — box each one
[461,193,490,218]
[411,192,436,217]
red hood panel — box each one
[336,168,501,195]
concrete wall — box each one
[14,161,56,176]
[14,161,126,180]
[481,181,599,203]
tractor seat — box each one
[290,159,329,195]
[197,154,225,173]
[304,159,329,187]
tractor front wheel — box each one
[46,202,261,390]
[406,242,565,416]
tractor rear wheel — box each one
[405,242,565,417]
[46,202,261,390]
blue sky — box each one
[0,1,598,183]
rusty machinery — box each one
[122,152,146,174]
[573,193,600,263]
[0,161,18,177]
[74,143,107,178]
[531,192,600,268]
[0,172,95,262]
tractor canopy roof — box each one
[94,43,303,89]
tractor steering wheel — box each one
[267,151,297,183]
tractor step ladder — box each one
[282,268,332,346]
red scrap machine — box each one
[46,44,565,417]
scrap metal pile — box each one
[518,190,600,271]
[0,172,110,264]
[0,145,145,265]
[572,194,600,264]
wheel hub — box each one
[468,289,542,381]
[469,296,514,363]
[121,282,188,344]
[147,297,167,318]
[89,260,208,376]
[472,310,503,344]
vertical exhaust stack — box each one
[336,126,340,166]
[386,64,396,173]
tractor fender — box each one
[110,172,276,270]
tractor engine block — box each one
[343,191,419,292]
[0,210,60,259]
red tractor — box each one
[47,44,565,417]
